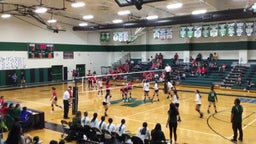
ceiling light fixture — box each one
[71,1,85,8]
[1,13,11,18]
[112,19,123,23]
[47,19,57,23]
[192,9,207,15]
[34,7,48,14]
[79,22,88,26]
[82,15,94,20]
[146,15,158,20]
[117,10,131,16]
[167,3,183,9]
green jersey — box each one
[208,90,217,102]
[231,104,243,123]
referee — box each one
[63,88,70,119]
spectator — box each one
[201,66,207,76]
[0,96,4,109]
[196,53,202,61]
[49,140,58,144]
[196,66,202,77]
[151,123,166,144]
[19,107,33,130]
[174,53,179,61]
[237,75,242,86]
[219,63,226,72]
[12,72,18,86]
[245,79,253,93]
[213,52,218,60]
[5,122,33,144]
[1,103,8,117]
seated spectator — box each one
[196,66,202,77]
[138,122,151,143]
[151,123,166,144]
[32,136,43,144]
[174,53,179,61]
[0,96,4,109]
[5,122,33,144]
[213,52,218,60]
[237,75,242,85]
[219,63,226,72]
[49,140,58,144]
[208,53,213,61]
[196,53,202,61]
[1,102,8,117]
[245,79,254,93]
[19,106,33,130]
[201,66,207,76]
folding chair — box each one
[131,136,143,144]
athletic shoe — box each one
[230,139,237,142]
[215,110,218,113]
[200,113,203,118]
[238,138,243,141]
[104,114,108,117]
[158,99,160,102]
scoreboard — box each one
[28,43,54,59]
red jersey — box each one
[106,83,111,90]
[92,76,97,83]
[69,89,73,97]
[52,90,57,97]
[0,98,4,106]
[120,87,127,93]
[127,82,133,89]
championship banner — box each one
[218,24,227,37]
[166,28,173,40]
[194,26,202,38]
[160,28,166,40]
[245,22,254,36]
[186,26,194,38]
[202,25,210,38]
[210,24,218,37]
[227,23,235,36]
[236,22,244,36]
[153,28,160,39]
[179,26,187,38]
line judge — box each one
[63,88,70,119]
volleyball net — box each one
[75,69,165,93]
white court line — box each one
[122,97,193,118]
[228,114,256,139]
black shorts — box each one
[144,90,149,93]
[54,97,57,101]
[154,89,159,92]
[196,104,201,107]
[102,102,107,105]
[175,103,179,108]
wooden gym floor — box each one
[0,82,255,144]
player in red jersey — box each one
[127,80,133,101]
[92,75,97,90]
[87,70,93,90]
[120,86,128,102]
[50,87,62,112]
